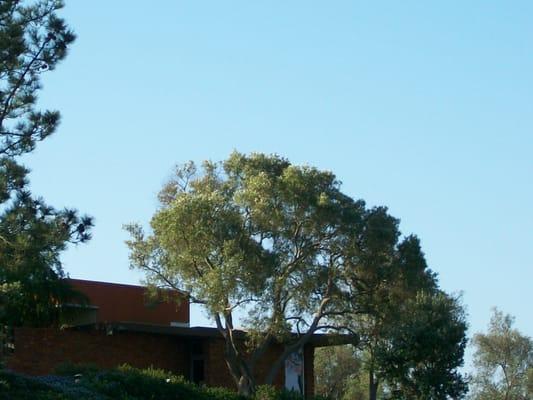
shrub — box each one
[204,385,245,400]
[0,366,321,400]
[54,362,101,377]
[254,385,305,400]
[0,370,75,400]
[254,385,279,400]
[74,364,241,400]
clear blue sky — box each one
[24,1,532,352]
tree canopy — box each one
[470,309,532,400]
[315,213,468,400]
[126,152,467,397]
[327,203,463,400]
[376,291,468,399]
[126,153,365,395]
[0,0,92,329]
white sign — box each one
[285,349,304,395]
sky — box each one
[22,0,532,358]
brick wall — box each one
[204,337,284,390]
[7,327,189,376]
[253,341,285,389]
[68,279,189,325]
[204,338,232,389]
[8,327,317,398]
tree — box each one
[314,345,386,400]
[0,0,92,330]
[315,296,468,400]
[126,152,464,397]
[126,152,366,396]
[470,309,532,400]
[327,206,467,400]
[337,207,436,399]
[314,345,361,399]
[376,291,469,400]
[315,294,469,400]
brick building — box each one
[7,279,346,398]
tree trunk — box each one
[369,369,379,400]
[237,374,254,397]
[215,312,257,397]
[222,340,256,396]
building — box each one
[6,279,348,398]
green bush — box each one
[204,385,246,400]
[0,366,321,400]
[74,364,242,400]
[254,385,305,400]
[0,370,74,400]
[254,385,279,400]
[54,362,101,377]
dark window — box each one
[192,341,203,356]
[190,341,205,384]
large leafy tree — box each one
[0,0,92,329]
[126,152,465,397]
[126,152,365,396]
[470,309,532,400]
[339,207,440,400]
[323,207,467,400]
[377,291,469,400]
[318,295,468,400]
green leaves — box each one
[332,203,464,399]
[127,152,359,321]
[376,292,469,399]
[0,0,75,157]
[314,345,362,400]
[127,151,464,395]
[470,309,532,400]
[0,1,92,328]
[0,190,92,326]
